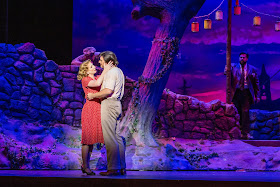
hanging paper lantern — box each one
[215,10,223,21]
[191,22,199,32]
[234,0,241,15]
[204,19,212,29]
[234,6,241,15]
[253,16,261,26]
[275,21,280,31]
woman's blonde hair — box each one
[77,59,92,80]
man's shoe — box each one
[99,170,121,176]
[120,169,126,175]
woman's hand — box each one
[103,61,114,73]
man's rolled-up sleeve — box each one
[103,71,116,91]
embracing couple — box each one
[77,51,126,176]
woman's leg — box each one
[82,144,90,169]
[87,145,93,169]
[81,144,95,175]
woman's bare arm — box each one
[87,61,114,87]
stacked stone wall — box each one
[152,91,242,139]
[250,110,280,140]
[1,43,279,140]
[0,43,62,122]
[58,65,83,126]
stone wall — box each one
[1,43,279,140]
[0,42,136,126]
[0,43,62,122]
[153,91,242,139]
[58,65,84,126]
[0,42,242,140]
[250,110,280,140]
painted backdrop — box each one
[73,0,280,103]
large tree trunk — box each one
[120,0,206,147]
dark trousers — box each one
[232,89,252,135]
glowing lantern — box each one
[215,10,223,21]
[191,22,199,32]
[275,21,280,31]
[234,0,241,15]
[253,16,261,26]
[234,6,241,15]
[204,19,212,29]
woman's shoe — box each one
[81,166,95,175]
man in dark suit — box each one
[226,52,260,139]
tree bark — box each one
[120,0,206,147]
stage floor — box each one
[1,170,280,187]
[0,170,280,181]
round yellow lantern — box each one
[253,16,261,26]
[204,19,212,29]
[191,22,199,32]
[275,21,280,31]
[215,10,223,21]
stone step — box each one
[242,140,280,147]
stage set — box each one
[0,0,280,186]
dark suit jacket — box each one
[230,63,260,104]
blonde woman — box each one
[77,59,112,175]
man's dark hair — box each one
[239,52,249,58]
[100,51,119,66]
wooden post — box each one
[226,0,232,104]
